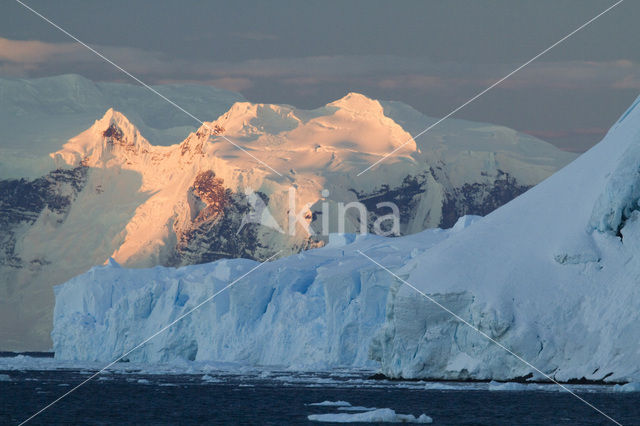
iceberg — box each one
[338,406,377,412]
[52,221,470,368]
[370,94,640,382]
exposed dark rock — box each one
[190,170,227,223]
[102,123,124,141]
[170,171,266,265]
[439,171,530,228]
[0,167,88,268]
[345,173,429,235]
[1,165,532,271]
[180,139,204,156]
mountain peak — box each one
[329,92,384,115]
[51,108,150,167]
[197,101,299,138]
[95,108,137,134]
[88,108,147,152]
[196,93,384,140]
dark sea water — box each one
[1,369,639,425]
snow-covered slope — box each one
[371,94,640,382]
[0,74,244,179]
[52,94,640,383]
[2,87,573,351]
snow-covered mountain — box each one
[48,93,572,264]
[1,82,574,351]
[52,93,640,384]
[0,74,244,179]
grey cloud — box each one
[4,36,638,95]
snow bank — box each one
[308,408,432,423]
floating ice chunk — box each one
[423,382,464,390]
[338,406,377,412]
[488,381,528,391]
[0,374,10,381]
[137,379,150,384]
[201,374,223,383]
[613,382,640,392]
[308,408,432,423]
[309,400,352,407]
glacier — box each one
[52,92,640,383]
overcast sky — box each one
[0,0,637,152]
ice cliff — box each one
[52,221,474,367]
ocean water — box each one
[1,367,639,425]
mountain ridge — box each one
[0,74,245,179]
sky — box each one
[0,0,637,152]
